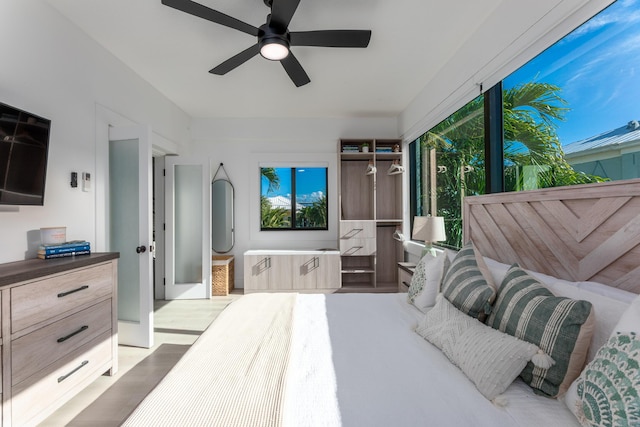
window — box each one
[410,0,639,248]
[260,167,328,230]
[410,95,485,248]
[503,0,639,188]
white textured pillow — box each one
[416,295,543,401]
[407,251,448,312]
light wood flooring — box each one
[40,295,240,427]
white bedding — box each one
[125,293,580,426]
[285,293,579,427]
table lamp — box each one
[412,216,446,257]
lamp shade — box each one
[412,216,446,243]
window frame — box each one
[260,166,329,231]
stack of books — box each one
[38,240,91,259]
[376,146,393,153]
[342,144,360,153]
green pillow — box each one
[440,242,496,320]
[569,332,640,427]
[486,264,594,397]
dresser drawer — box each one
[339,238,377,256]
[12,331,112,427]
[340,220,376,240]
[12,298,112,386]
[11,262,113,333]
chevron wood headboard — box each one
[463,178,640,294]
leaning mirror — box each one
[211,164,234,253]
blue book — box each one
[39,250,91,259]
[39,240,90,251]
[39,244,91,255]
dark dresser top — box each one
[0,252,120,288]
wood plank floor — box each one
[40,295,240,426]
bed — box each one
[124,178,640,427]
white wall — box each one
[0,0,190,263]
[190,117,398,287]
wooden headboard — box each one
[463,178,640,294]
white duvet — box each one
[284,293,579,427]
[125,292,580,426]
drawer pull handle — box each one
[343,228,363,239]
[57,325,89,343]
[58,360,89,383]
[402,281,410,287]
[57,285,89,298]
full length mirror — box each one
[211,178,234,253]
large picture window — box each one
[410,95,485,248]
[410,0,639,248]
[260,167,328,230]
[502,0,640,189]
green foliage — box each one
[296,195,327,228]
[419,82,607,248]
[260,195,290,228]
[261,167,280,193]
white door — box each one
[108,125,154,348]
[165,156,211,299]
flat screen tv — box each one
[0,102,51,206]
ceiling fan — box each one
[161,0,372,87]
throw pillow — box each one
[416,295,547,401]
[407,251,449,312]
[440,241,496,320]
[565,293,640,427]
[565,333,640,427]
[486,264,594,398]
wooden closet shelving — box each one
[338,139,404,291]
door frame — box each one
[95,105,179,347]
[164,156,212,300]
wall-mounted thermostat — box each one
[82,172,91,192]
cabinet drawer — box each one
[12,299,112,386]
[398,268,413,293]
[339,238,376,256]
[12,262,113,333]
[340,220,376,240]
[12,331,112,427]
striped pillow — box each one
[440,242,496,320]
[486,264,595,397]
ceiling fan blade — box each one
[162,0,259,36]
[280,53,310,87]
[290,30,372,48]
[269,0,301,30]
[210,44,260,75]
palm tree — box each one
[261,167,280,193]
[296,195,327,228]
[420,82,605,247]
[261,195,290,228]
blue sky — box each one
[261,167,326,201]
[503,0,640,145]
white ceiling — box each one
[44,0,504,119]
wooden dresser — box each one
[0,253,119,426]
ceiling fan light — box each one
[260,40,289,61]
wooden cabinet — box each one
[0,253,118,427]
[244,253,293,291]
[339,139,404,290]
[244,251,340,292]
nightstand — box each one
[397,262,416,293]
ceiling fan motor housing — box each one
[258,22,290,60]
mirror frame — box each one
[211,178,234,253]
